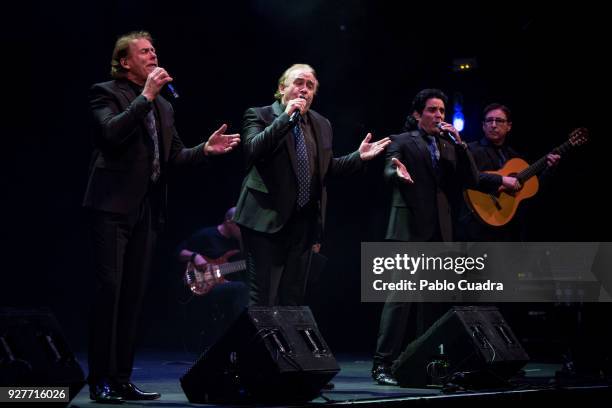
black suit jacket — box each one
[385,129,478,242]
[83,79,207,215]
[234,101,363,234]
[468,137,520,193]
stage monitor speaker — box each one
[180,306,339,403]
[393,306,529,388]
[0,308,85,403]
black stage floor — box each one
[68,350,611,407]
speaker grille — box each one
[393,306,529,388]
[0,308,85,402]
[180,306,339,403]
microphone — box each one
[289,109,301,123]
[289,95,306,123]
[167,83,179,99]
[436,123,459,144]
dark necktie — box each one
[497,147,508,166]
[427,135,440,169]
[292,122,311,208]
[145,110,161,182]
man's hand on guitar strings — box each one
[499,176,522,193]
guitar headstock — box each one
[569,127,589,146]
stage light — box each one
[453,112,465,132]
[452,58,478,72]
[453,94,465,132]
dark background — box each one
[2,1,607,360]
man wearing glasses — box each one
[457,103,561,241]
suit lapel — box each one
[439,138,453,162]
[116,80,137,108]
[152,98,168,161]
[481,139,501,168]
[413,133,436,179]
[308,111,325,185]
[272,101,299,176]
[116,80,167,162]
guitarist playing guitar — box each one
[457,103,563,241]
[177,207,247,293]
[176,207,248,349]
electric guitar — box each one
[184,249,246,295]
[464,127,589,227]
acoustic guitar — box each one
[184,249,246,295]
[465,127,589,227]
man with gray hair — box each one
[234,63,391,306]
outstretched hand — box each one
[204,124,241,155]
[391,158,414,184]
[359,133,391,161]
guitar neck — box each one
[517,139,574,182]
[218,260,247,276]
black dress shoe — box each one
[89,381,124,404]
[117,382,161,400]
[372,364,399,386]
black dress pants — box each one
[373,231,447,367]
[240,205,316,306]
[87,198,157,384]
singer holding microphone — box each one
[234,63,390,306]
[371,88,478,385]
[83,31,240,403]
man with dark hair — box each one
[371,88,479,385]
[83,31,240,402]
[384,88,478,242]
[456,103,560,241]
[234,63,391,307]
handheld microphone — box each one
[167,84,179,99]
[289,109,301,123]
[289,95,306,123]
[436,123,459,144]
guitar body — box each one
[184,249,244,296]
[465,158,539,227]
[464,127,588,227]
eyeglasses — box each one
[484,118,509,125]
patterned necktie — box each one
[427,135,440,169]
[145,110,161,182]
[292,122,311,208]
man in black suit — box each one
[372,89,479,385]
[234,63,390,306]
[83,31,240,403]
[456,103,560,241]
